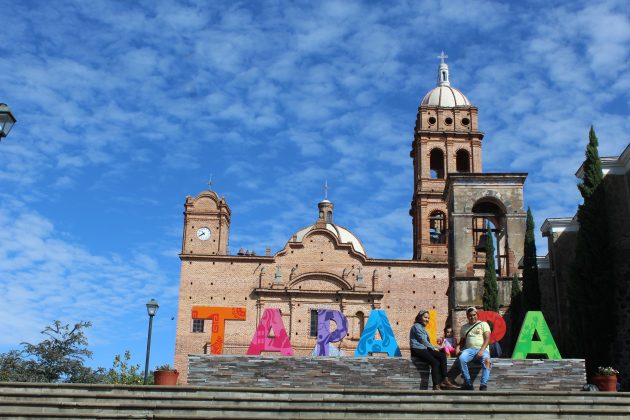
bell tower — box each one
[410,52,484,261]
[181,189,231,256]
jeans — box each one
[459,348,491,385]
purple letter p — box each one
[315,309,348,356]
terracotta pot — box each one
[154,370,179,385]
[591,375,617,392]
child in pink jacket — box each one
[437,326,458,357]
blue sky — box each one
[1,0,629,370]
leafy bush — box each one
[103,350,149,385]
[155,363,176,372]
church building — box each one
[174,55,528,383]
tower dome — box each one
[420,52,471,107]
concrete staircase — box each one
[1,382,629,419]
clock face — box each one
[196,227,211,241]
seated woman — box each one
[409,310,458,390]
[437,326,458,357]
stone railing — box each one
[188,355,585,391]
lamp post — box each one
[0,103,16,140]
[144,298,159,385]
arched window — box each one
[429,211,446,244]
[326,211,332,223]
[430,149,445,179]
[456,149,470,172]
[356,311,365,336]
[310,310,318,337]
[472,199,508,276]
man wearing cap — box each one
[458,307,491,390]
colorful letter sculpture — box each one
[426,309,438,346]
[477,310,506,343]
[190,306,563,360]
[315,309,348,356]
[354,309,401,356]
[512,311,561,360]
[246,308,295,356]
[191,306,246,354]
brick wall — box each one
[175,227,451,384]
[605,174,630,391]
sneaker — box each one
[479,384,487,391]
[461,382,474,390]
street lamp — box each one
[0,103,16,140]
[144,298,159,385]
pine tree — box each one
[483,226,499,312]
[509,274,523,351]
[570,126,615,373]
[522,207,541,311]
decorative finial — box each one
[207,173,213,191]
[437,51,448,64]
[324,180,329,200]
[436,51,450,87]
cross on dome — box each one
[437,51,450,87]
[324,180,329,200]
[207,173,213,191]
[421,51,471,107]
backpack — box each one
[489,341,502,358]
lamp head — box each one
[0,103,16,139]
[146,298,159,316]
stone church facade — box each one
[174,56,528,383]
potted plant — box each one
[590,366,619,392]
[153,363,179,385]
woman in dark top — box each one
[410,310,457,390]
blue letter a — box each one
[354,310,401,357]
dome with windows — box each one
[421,52,472,107]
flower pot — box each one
[154,370,179,385]
[590,375,617,392]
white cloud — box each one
[1,0,629,366]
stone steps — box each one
[0,383,628,419]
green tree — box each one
[0,350,27,382]
[103,350,149,385]
[0,321,101,383]
[570,126,616,373]
[509,274,524,351]
[483,226,499,312]
[522,207,541,311]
